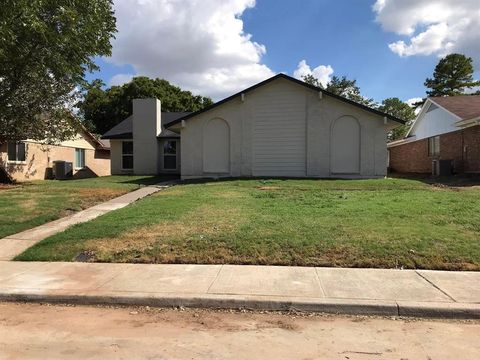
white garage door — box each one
[252,97,306,177]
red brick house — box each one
[388,95,480,174]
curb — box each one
[1,293,478,319]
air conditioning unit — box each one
[53,161,73,180]
[432,159,453,176]
[439,160,454,176]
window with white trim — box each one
[75,148,85,168]
[122,141,134,169]
[7,142,26,162]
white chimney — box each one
[132,98,161,174]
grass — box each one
[15,178,480,270]
[0,175,166,239]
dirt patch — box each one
[77,188,126,208]
[0,184,18,190]
[74,250,97,262]
[256,186,281,191]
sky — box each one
[86,0,480,104]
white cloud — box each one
[109,73,134,87]
[406,97,424,114]
[406,97,423,107]
[373,0,480,62]
[293,60,334,87]
[108,0,274,99]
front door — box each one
[162,140,177,171]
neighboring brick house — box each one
[0,130,111,182]
[388,95,480,174]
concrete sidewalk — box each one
[0,262,478,318]
[0,185,169,260]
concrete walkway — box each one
[0,262,478,318]
[0,185,169,260]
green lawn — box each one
[0,175,164,239]
[15,178,480,270]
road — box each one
[0,302,479,359]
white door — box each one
[331,116,360,174]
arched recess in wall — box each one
[330,115,360,174]
[203,118,230,173]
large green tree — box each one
[376,98,416,141]
[425,54,480,96]
[0,0,116,142]
[79,77,214,134]
[302,74,375,106]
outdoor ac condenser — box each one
[53,160,73,180]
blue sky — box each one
[88,0,479,103]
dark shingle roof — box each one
[102,116,133,139]
[102,112,190,139]
[430,95,480,120]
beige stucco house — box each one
[103,74,404,179]
[0,130,111,182]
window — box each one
[428,136,440,157]
[7,142,26,162]
[75,148,85,169]
[163,141,177,170]
[122,141,134,170]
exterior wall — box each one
[180,78,393,179]
[410,103,459,140]
[388,125,480,174]
[110,140,130,175]
[388,139,431,173]
[0,141,110,182]
[132,99,161,175]
[464,125,480,172]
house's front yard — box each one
[16,178,480,270]
[0,176,164,239]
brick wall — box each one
[388,125,480,174]
[388,138,432,173]
[0,142,110,182]
[464,125,480,173]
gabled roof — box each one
[80,128,110,150]
[430,95,480,121]
[165,73,406,128]
[102,112,190,139]
[102,116,133,139]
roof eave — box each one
[101,133,133,140]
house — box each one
[388,95,480,174]
[0,129,111,182]
[102,74,404,179]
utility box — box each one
[439,159,453,176]
[53,161,73,180]
[432,159,453,176]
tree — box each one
[425,54,480,96]
[0,0,116,142]
[302,74,323,88]
[302,74,375,106]
[79,77,214,134]
[377,98,416,141]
